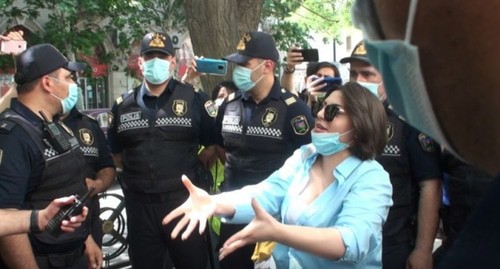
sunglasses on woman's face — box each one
[313,103,346,122]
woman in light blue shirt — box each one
[164,82,393,269]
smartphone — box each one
[292,48,319,62]
[196,58,228,76]
[0,40,27,54]
[313,76,343,92]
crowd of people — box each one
[1,0,499,268]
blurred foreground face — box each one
[354,0,500,174]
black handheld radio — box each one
[45,187,95,237]
[39,111,72,153]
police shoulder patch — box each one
[418,133,435,153]
[204,100,218,118]
[291,115,309,135]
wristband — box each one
[284,66,295,74]
[30,210,41,233]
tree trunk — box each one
[183,0,264,96]
[237,0,264,36]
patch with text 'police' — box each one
[173,100,187,117]
[291,115,309,135]
[222,115,240,125]
[79,128,94,146]
[262,108,278,127]
[204,100,217,118]
[120,112,141,123]
[418,133,435,153]
[386,123,394,142]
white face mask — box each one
[232,61,265,92]
[49,77,79,115]
[357,81,381,97]
[352,0,461,159]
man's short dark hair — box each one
[306,61,340,77]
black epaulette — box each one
[115,87,137,107]
[0,120,16,133]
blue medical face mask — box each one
[143,57,172,85]
[352,0,460,158]
[49,77,79,114]
[357,81,380,97]
[232,61,265,92]
[311,129,352,156]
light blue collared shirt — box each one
[222,144,393,269]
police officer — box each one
[0,44,90,268]
[215,31,314,269]
[62,105,116,267]
[107,32,216,269]
[340,41,442,269]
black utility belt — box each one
[125,190,188,203]
[32,239,84,256]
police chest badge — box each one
[204,100,217,118]
[79,128,94,146]
[173,100,187,116]
[262,108,278,127]
[418,133,435,153]
[291,115,309,135]
[386,123,394,142]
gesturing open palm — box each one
[219,198,278,260]
[162,175,216,240]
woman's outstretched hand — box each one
[219,198,278,261]
[162,175,216,240]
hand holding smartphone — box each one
[310,76,343,92]
[292,48,319,62]
[0,40,27,55]
[195,58,228,76]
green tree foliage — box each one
[0,0,186,73]
[262,0,354,51]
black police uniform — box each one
[107,79,215,269]
[215,77,314,269]
[0,100,90,268]
[63,107,115,247]
[377,107,441,269]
